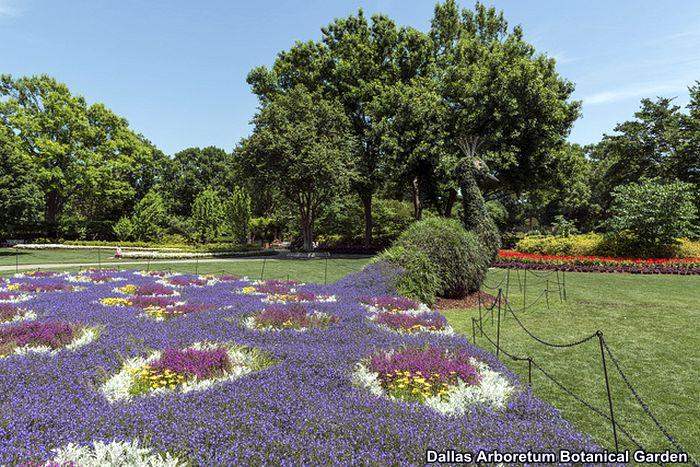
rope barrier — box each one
[505,301,599,348]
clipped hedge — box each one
[394,218,489,298]
[515,233,700,259]
[374,245,441,305]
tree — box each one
[119,190,169,241]
[429,1,580,206]
[239,85,354,251]
[161,146,237,217]
[0,74,165,238]
[226,187,251,244]
[608,179,697,255]
[0,126,43,238]
[190,188,225,243]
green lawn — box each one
[0,247,113,266]
[444,269,700,459]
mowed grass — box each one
[0,247,113,266]
[443,269,700,459]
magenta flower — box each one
[254,304,337,330]
[134,284,176,296]
[129,296,178,309]
[360,296,419,311]
[254,280,298,295]
[168,276,208,287]
[0,304,27,322]
[368,346,481,387]
[374,311,447,333]
[17,282,73,293]
[0,322,76,355]
[151,347,231,379]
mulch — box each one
[435,291,499,311]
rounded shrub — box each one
[374,245,441,305]
[394,218,489,298]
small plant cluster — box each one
[495,250,700,275]
[245,304,338,331]
[0,304,36,324]
[359,295,423,313]
[0,321,97,357]
[240,280,335,304]
[372,311,451,335]
[114,283,178,297]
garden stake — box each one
[471,318,476,344]
[195,258,199,275]
[563,271,567,300]
[598,331,619,451]
[545,280,550,310]
[260,258,267,280]
[15,250,19,273]
[515,269,522,292]
[496,289,502,358]
[504,269,511,304]
[324,258,328,285]
[556,270,563,302]
[523,269,527,308]
[98,249,101,270]
[527,358,532,386]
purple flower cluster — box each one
[374,311,447,333]
[167,276,208,287]
[0,266,601,465]
[361,295,419,311]
[253,279,298,294]
[0,304,26,322]
[129,296,178,309]
[369,346,480,386]
[0,321,75,355]
[132,284,176,296]
[254,304,338,329]
[151,347,231,379]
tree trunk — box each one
[360,194,373,247]
[300,213,314,252]
[45,190,62,238]
[444,188,457,217]
[411,177,422,220]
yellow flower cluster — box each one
[143,306,168,319]
[100,297,132,307]
[241,286,258,295]
[268,293,301,303]
[405,324,440,334]
[131,365,186,391]
[384,370,452,402]
[6,284,20,291]
[116,284,138,295]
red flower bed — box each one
[493,250,700,275]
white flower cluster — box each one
[48,439,183,467]
[241,310,334,332]
[66,274,125,284]
[112,285,180,298]
[351,357,514,416]
[4,327,100,359]
[0,308,37,324]
[0,292,34,303]
[101,342,259,402]
[361,302,431,315]
[133,270,181,279]
[155,275,219,289]
[260,294,337,304]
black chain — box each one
[506,302,599,348]
[601,338,698,465]
[529,359,647,452]
[475,319,530,362]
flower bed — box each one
[0,304,36,324]
[1,268,601,465]
[67,269,124,283]
[0,321,98,357]
[494,250,700,275]
[352,346,513,415]
[360,295,428,313]
[41,439,183,467]
[0,291,33,303]
[244,304,338,331]
[102,342,273,402]
[370,310,453,335]
[114,283,179,297]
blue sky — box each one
[1,0,699,155]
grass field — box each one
[0,247,113,266]
[444,269,700,460]
[2,249,697,458]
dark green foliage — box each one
[225,187,251,244]
[394,217,489,298]
[190,188,225,244]
[459,162,502,262]
[607,179,698,256]
[375,245,441,305]
[113,190,169,242]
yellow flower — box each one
[100,297,132,307]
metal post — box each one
[515,269,522,292]
[260,258,267,280]
[15,250,19,273]
[523,269,527,308]
[556,270,563,302]
[545,279,550,310]
[195,257,199,275]
[562,270,567,301]
[471,318,476,345]
[504,269,511,304]
[98,249,101,270]
[598,332,619,451]
[324,257,328,285]
[496,289,502,358]
[527,358,532,386]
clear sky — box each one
[1,0,699,155]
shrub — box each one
[190,188,225,243]
[129,191,168,241]
[394,218,489,298]
[516,233,603,256]
[225,187,251,244]
[608,179,698,256]
[375,245,441,305]
[113,217,134,241]
[474,214,501,263]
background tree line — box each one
[1,1,698,252]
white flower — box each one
[51,439,183,467]
[362,303,431,315]
[101,342,263,402]
[351,358,514,415]
[0,293,33,303]
[3,326,100,358]
[0,309,37,324]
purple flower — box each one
[150,347,231,379]
[374,311,447,333]
[0,322,76,355]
